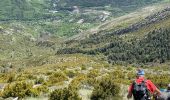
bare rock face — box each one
[73,6,80,14]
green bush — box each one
[26,88,40,97]
[6,73,16,83]
[35,77,45,84]
[127,72,136,80]
[109,70,125,79]
[69,74,87,90]
[34,85,49,95]
[15,73,36,81]
[1,81,39,98]
[126,67,133,71]
[91,76,120,100]
[49,87,82,100]
[86,77,97,86]
[87,69,100,79]
[48,72,68,85]
[81,65,86,70]
[64,70,77,78]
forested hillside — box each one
[58,0,162,7]
[57,28,170,64]
[58,7,170,65]
[104,29,170,64]
[0,0,50,20]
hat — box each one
[137,69,145,76]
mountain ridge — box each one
[58,5,170,65]
[67,3,170,41]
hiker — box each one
[167,84,170,92]
[166,84,170,100]
[155,84,170,100]
[127,69,161,100]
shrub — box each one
[91,76,120,100]
[49,87,82,100]
[87,69,99,79]
[126,67,133,71]
[15,73,36,81]
[6,73,16,83]
[64,70,77,78]
[26,88,40,97]
[48,72,68,85]
[34,85,49,95]
[127,72,136,80]
[81,65,86,70]
[35,77,45,84]
[109,70,125,79]
[69,74,87,90]
[86,77,97,86]
[1,81,39,98]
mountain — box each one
[0,0,169,67]
[0,0,165,21]
[0,0,167,39]
[0,22,56,68]
[0,1,170,100]
[58,5,170,65]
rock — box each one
[13,97,18,100]
[33,84,42,88]
[77,19,84,24]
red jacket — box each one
[128,76,157,94]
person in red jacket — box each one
[127,69,161,100]
[167,84,170,92]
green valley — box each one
[0,0,170,100]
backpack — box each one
[132,80,151,100]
